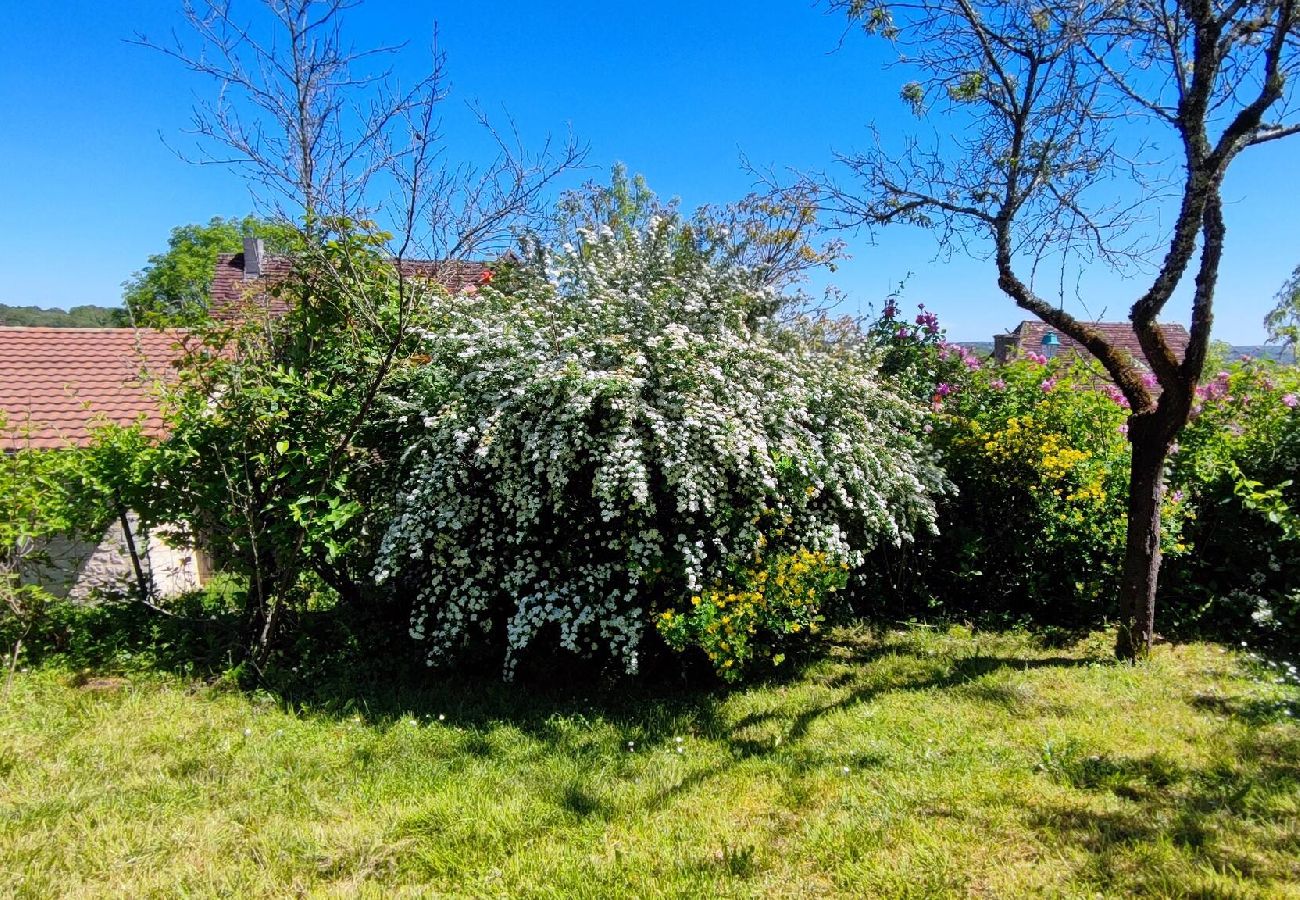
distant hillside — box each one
[0,303,126,328]
[1229,345,1294,363]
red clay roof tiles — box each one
[0,327,187,450]
[996,320,1191,367]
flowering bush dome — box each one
[374,219,947,677]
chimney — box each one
[242,237,265,280]
[993,333,1015,364]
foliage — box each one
[0,421,141,673]
[0,303,124,328]
[145,223,435,661]
[1265,263,1300,363]
[657,549,849,681]
[927,360,1145,625]
[1166,362,1300,650]
[863,295,985,403]
[864,348,1193,629]
[552,164,842,293]
[374,215,946,678]
[122,215,298,325]
[820,0,1300,659]
[3,630,1297,896]
[1,441,80,672]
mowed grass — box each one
[2,628,1298,898]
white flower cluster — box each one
[374,221,946,678]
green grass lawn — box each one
[2,627,1298,898]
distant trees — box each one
[0,304,123,328]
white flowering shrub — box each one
[374,219,946,677]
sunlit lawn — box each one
[2,627,1298,898]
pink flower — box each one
[1040,378,1057,392]
[1284,393,1298,409]
[1026,352,1048,366]
[915,309,941,334]
[989,378,1006,390]
[935,382,954,397]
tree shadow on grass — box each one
[1027,729,1300,892]
[719,652,1093,759]
[1189,690,1300,726]
[34,604,1109,810]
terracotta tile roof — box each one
[211,252,492,319]
[0,327,187,450]
[994,320,1191,368]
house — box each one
[210,238,491,319]
[0,326,203,601]
[993,320,1191,368]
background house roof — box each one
[0,327,186,449]
[994,320,1191,367]
[210,251,492,319]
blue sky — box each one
[1,1,1296,342]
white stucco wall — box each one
[24,512,202,602]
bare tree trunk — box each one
[1115,416,1170,661]
[118,507,155,606]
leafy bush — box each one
[1166,361,1300,649]
[657,548,849,681]
[146,225,434,661]
[0,421,143,671]
[866,351,1192,628]
[864,315,1298,646]
[867,296,983,404]
[930,359,1147,624]
[373,218,947,678]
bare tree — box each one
[812,0,1299,659]
[134,0,583,253]
[134,0,584,665]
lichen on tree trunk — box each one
[1116,416,1171,661]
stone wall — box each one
[24,512,203,602]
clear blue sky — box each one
[1,1,1296,342]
